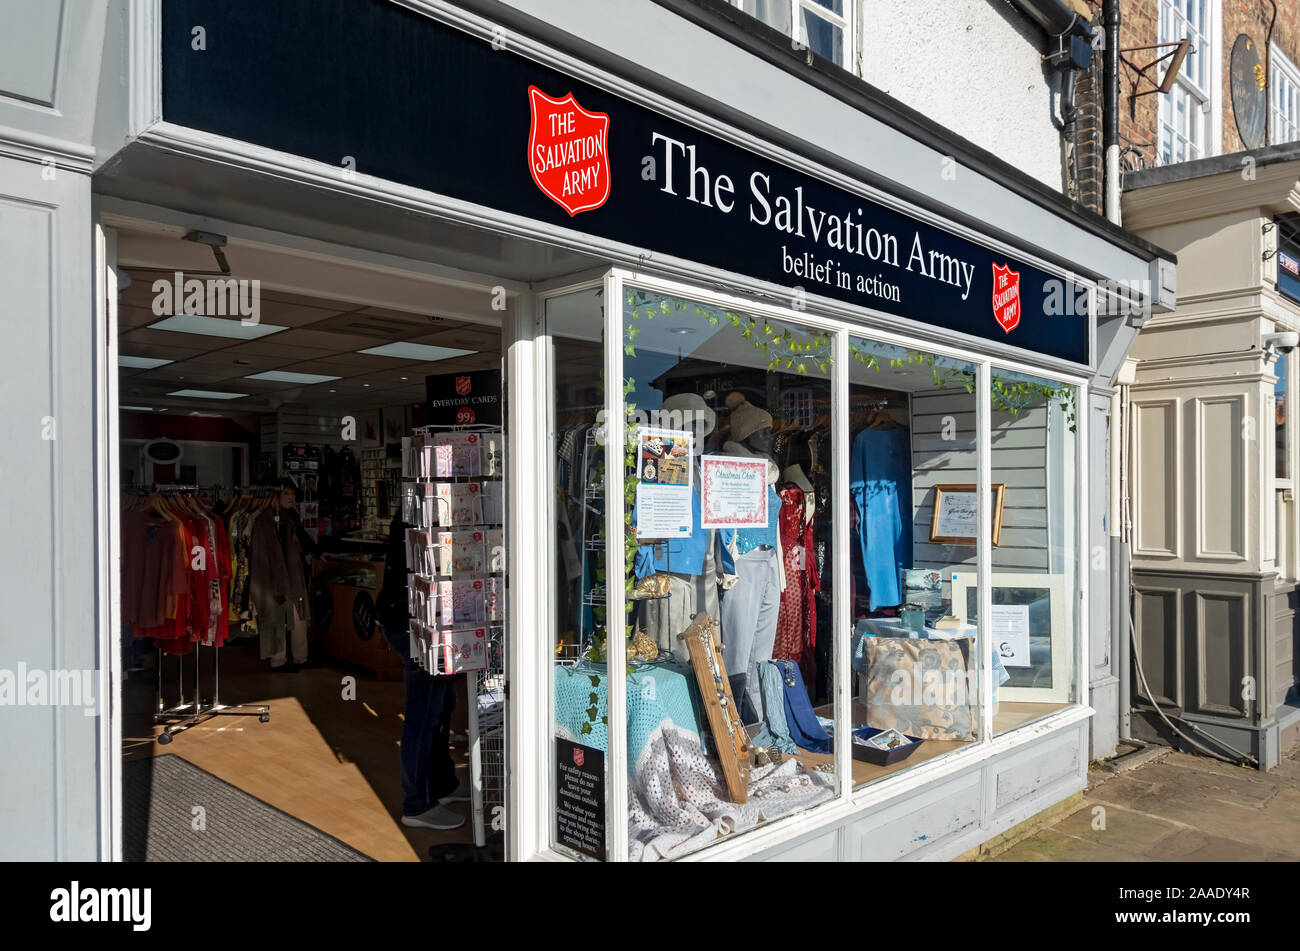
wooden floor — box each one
[798,699,1072,788]
[123,639,480,862]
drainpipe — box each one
[1104,0,1121,224]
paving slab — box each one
[984,744,1300,862]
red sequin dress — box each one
[773,484,819,685]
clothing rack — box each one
[122,483,272,743]
[153,645,270,745]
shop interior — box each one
[550,284,1078,862]
[115,224,508,862]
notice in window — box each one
[700,454,769,529]
[555,738,605,860]
[991,603,1031,669]
[635,427,694,540]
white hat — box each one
[659,392,716,436]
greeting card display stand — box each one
[402,424,506,847]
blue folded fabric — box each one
[772,659,832,754]
[750,660,798,754]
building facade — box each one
[1117,0,1300,769]
[0,0,1171,861]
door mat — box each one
[124,753,372,862]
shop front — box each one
[3,0,1176,861]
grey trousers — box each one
[720,547,782,724]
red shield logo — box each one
[455,376,472,396]
[992,263,1021,334]
[573,748,585,767]
[528,86,611,217]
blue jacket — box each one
[849,426,913,610]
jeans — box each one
[401,658,459,816]
[720,547,782,724]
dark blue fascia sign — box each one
[160,0,1090,365]
[1279,242,1300,307]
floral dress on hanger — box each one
[772,483,819,687]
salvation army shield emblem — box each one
[528,86,611,216]
[573,747,585,767]
[991,263,1021,334]
[455,375,472,396]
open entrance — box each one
[113,223,509,862]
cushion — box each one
[860,637,976,740]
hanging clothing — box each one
[772,484,819,686]
[772,659,832,754]
[849,425,913,610]
[249,506,313,661]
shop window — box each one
[1277,349,1290,482]
[847,336,987,789]
[548,281,843,862]
[734,0,853,70]
[1157,0,1218,164]
[618,286,838,860]
[972,367,1081,733]
[1270,45,1300,146]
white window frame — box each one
[1156,0,1222,164]
[731,0,856,72]
[1270,44,1300,146]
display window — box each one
[545,270,1086,861]
[846,336,986,788]
[983,366,1081,728]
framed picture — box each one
[929,483,1006,546]
[949,572,1071,703]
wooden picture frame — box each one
[929,483,1006,546]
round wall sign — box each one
[1231,35,1267,151]
[144,439,184,464]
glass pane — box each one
[622,286,837,860]
[802,9,844,65]
[974,368,1080,735]
[1277,352,1289,480]
[743,0,792,36]
[847,338,985,790]
[546,285,611,861]
[807,0,844,15]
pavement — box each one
[986,743,1300,862]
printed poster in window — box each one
[700,454,769,529]
[634,427,693,540]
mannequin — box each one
[717,405,787,724]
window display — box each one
[846,337,987,788]
[545,278,1084,859]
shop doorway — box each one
[111,222,509,862]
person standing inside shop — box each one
[250,478,329,672]
[376,509,469,831]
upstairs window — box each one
[1270,45,1300,145]
[734,0,854,70]
[1157,0,1219,164]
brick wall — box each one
[1119,0,1300,169]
